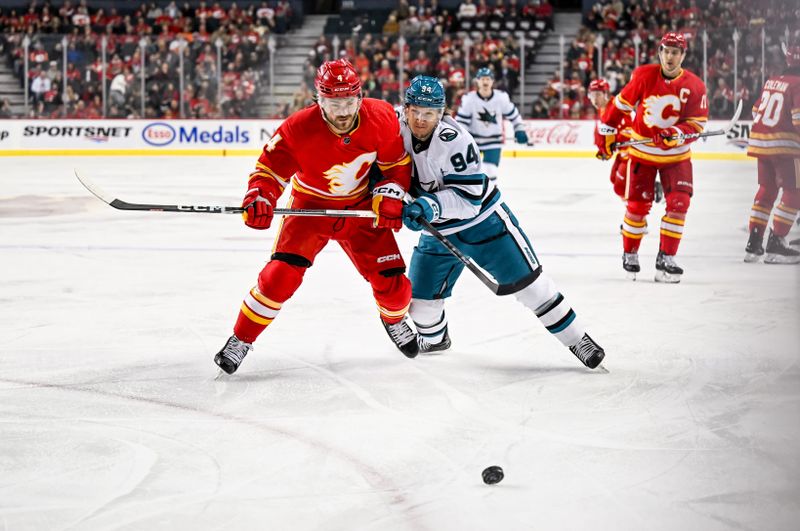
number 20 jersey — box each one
[747,71,800,158]
[400,115,500,236]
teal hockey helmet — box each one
[405,75,446,108]
[475,67,494,79]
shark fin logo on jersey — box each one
[478,108,497,125]
[439,128,458,142]
[323,152,377,195]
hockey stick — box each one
[406,200,536,296]
[74,170,376,218]
[611,99,742,150]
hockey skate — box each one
[569,333,605,369]
[214,335,253,375]
[744,226,765,263]
[382,318,420,358]
[764,230,800,264]
[654,251,683,283]
[418,330,452,354]
[654,180,664,203]
[622,252,640,280]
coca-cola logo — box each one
[526,122,581,145]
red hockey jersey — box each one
[747,72,800,158]
[603,63,708,166]
[249,98,411,204]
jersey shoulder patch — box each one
[438,127,459,142]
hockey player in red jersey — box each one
[595,32,708,282]
[214,59,418,374]
[744,43,800,264]
[589,78,632,200]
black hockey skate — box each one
[655,251,683,283]
[383,318,420,358]
[744,226,765,263]
[623,252,640,280]
[214,335,253,374]
[418,329,452,354]
[569,333,605,369]
[764,230,800,264]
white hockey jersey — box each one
[455,89,525,151]
[400,115,501,235]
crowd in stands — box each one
[538,0,797,119]
[0,0,295,118]
[279,0,554,117]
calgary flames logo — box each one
[323,152,376,195]
[642,95,681,129]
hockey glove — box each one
[242,185,275,230]
[652,126,686,149]
[594,123,617,160]
[402,193,441,232]
[371,182,405,230]
[514,129,529,145]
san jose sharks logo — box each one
[323,152,377,194]
[478,107,497,125]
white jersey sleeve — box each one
[498,91,525,132]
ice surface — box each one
[1,155,798,531]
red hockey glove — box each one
[242,185,275,230]
[594,123,617,160]
[371,182,405,230]
[652,126,686,149]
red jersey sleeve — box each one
[603,65,648,127]
[673,74,708,141]
[248,121,299,202]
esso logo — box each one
[142,122,176,146]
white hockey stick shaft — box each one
[612,99,742,150]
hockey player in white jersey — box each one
[455,67,529,181]
[400,75,606,369]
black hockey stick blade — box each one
[74,170,376,218]
[416,216,537,296]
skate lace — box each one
[623,253,639,265]
[386,321,415,345]
[221,337,250,364]
[570,336,596,363]
[662,254,678,267]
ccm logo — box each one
[377,254,401,263]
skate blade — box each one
[743,253,762,263]
[654,271,681,283]
[595,364,610,374]
[214,369,227,380]
[625,271,638,281]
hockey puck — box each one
[482,465,504,485]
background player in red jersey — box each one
[589,78,632,201]
[744,43,800,264]
[214,59,419,374]
[595,32,708,283]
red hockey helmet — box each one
[589,78,610,92]
[315,59,361,98]
[784,42,800,67]
[660,32,687,51]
